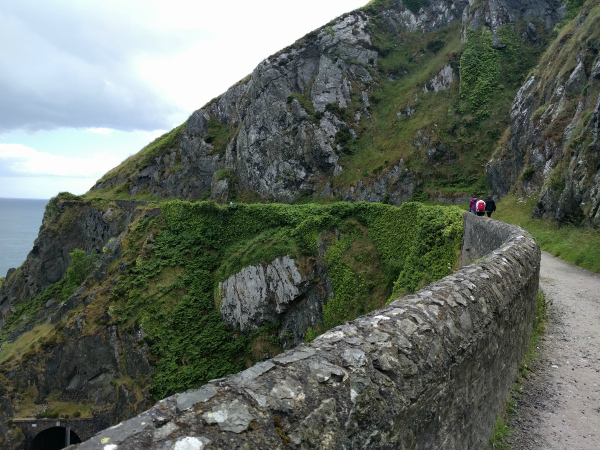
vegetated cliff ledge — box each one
[0,196,463,448]
[74,213,541,449]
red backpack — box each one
[477,200,485,212]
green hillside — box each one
[0,200,462,409]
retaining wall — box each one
[76,213,541,449]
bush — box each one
[426,40,445,54]
[114,200,463,399]
[63,249,98,294]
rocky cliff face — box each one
[3,0,589,447]
[0,197,155,446]
[0,199,145,329]
[71,214,541,449]
[0,196,463,448]
[488,0,600,226]
[218,252,334,347]
[90,0,563,206]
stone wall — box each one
[75,214,541,449]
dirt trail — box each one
[507,251,600,449]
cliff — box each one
[3,0,595,447]
[0,198,462,448]
[488,0,600,226]
[72,214,541,449]
[88,0,563,205]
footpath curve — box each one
[508,251,600,449]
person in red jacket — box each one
[476,198,486,216]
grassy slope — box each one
[0,200,463,413]
[494,195,600,273]
[338,18,548,198]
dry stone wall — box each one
[75,213,540,449]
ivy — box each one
[107,200,463,399]
[459,28,500,119]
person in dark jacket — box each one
[485,195,496,218]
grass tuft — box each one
[495,195,600,273]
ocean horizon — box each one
[0,197,49,278]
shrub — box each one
[113,201,464,399]
[63,249,98,294]
[521,165,535,181]
[426,40,445,54]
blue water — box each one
[0,198,48,278]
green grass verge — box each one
[494,195,600,273]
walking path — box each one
[507,252,600,449]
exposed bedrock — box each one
[487,4,600,227]
[90,0,564,206]
[217,255,332,346]
[0,200,147,332]
[76,213,541,449]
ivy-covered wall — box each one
[0,199,463,420]
[109,201,463,398]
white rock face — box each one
[424,64,454,93]
[217,256,307,332]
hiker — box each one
[469,195,477,214]
[476,198,486,216]
[485,195,496,218]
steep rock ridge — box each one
[462,0,564,44]
[73,214,541,449]
[89,0,563,205]
[0,198,146,330]
[487,0,600,226]
[0,199,156,447]
[218,256,332,346]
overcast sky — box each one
[0,0,367,199]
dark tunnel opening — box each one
[30,427,82,450]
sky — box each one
[0,0,368,199]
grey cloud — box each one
[0,1,204,132]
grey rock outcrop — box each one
[90,0,564,206]
[423,64,454,93]
[462,0,564,44]
[487,6,600,227]
[74,213,541,449]
[218,255,332,346]
[218,257,309,332]
[566,61,588,96]
[339,161,415,204]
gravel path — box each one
[507,251,600,449]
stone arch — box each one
[30,426,82,450]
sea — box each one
[0,198,49,278]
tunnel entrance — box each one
[30,427,82,450]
